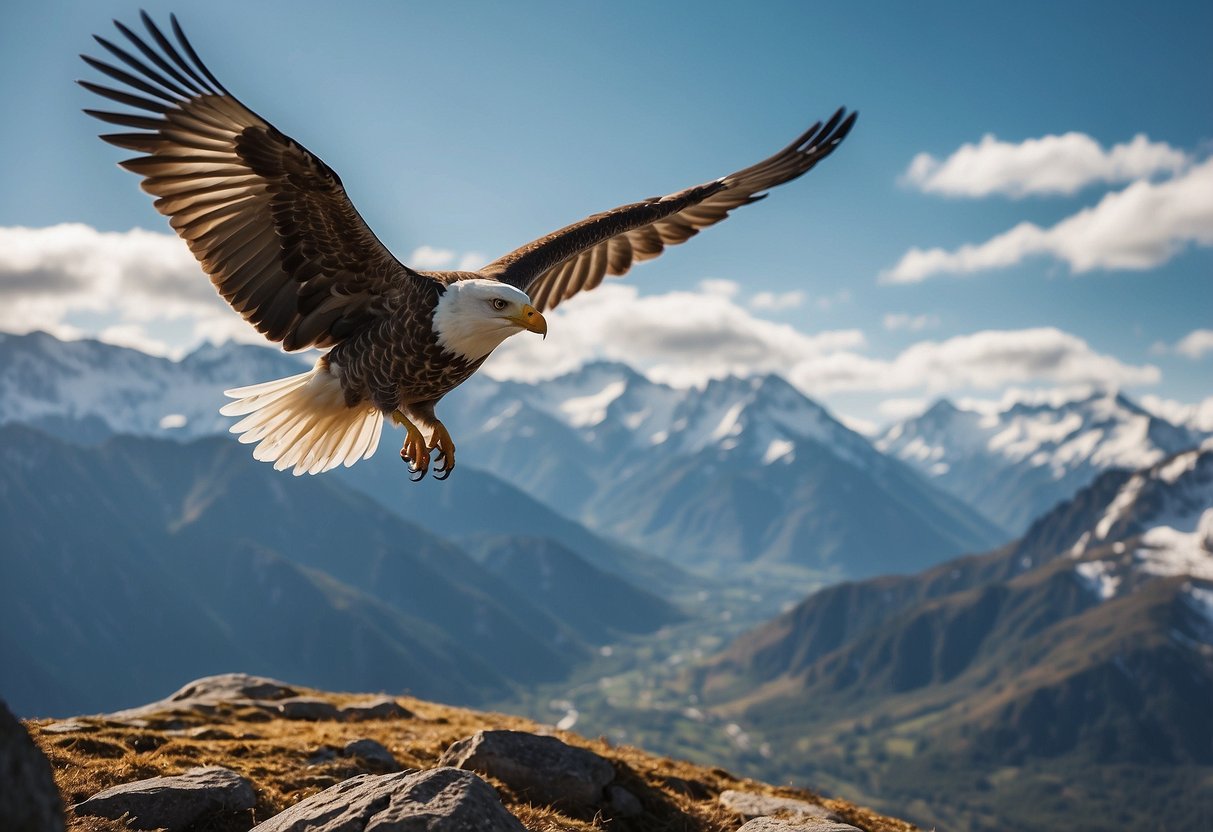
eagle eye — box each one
[491,298,508,311]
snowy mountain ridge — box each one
[1070,443,1213,596]
[878,389,1208,533]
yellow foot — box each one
[430,421,456,481]
[394,411,432,482]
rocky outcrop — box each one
[739,819,862,832]
[72,766,255,830]
[28,675,915,832]
[440,729,615,808]
[721,789,841,821]
[1,699,64,832]
[249,768,524,832]
[104,673,415,728]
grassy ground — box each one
[29,684,917,832]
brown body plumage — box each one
[81,13,856,480]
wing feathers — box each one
[81,13,427,351]
[485,109,856,310]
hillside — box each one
[693,447,1213,831]
[19,673,915,832]
[0,425,685,717]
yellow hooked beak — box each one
[510,304,548,338]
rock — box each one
[273,697,341,721]
[40,720,95,734]
[72,765,255,830]
[343,738,399,770]
[167,673,298,704]
[249,767,525,831]
[1,700,65,832]
[340,697,413,721]
[605,784,643,817]
[721,789,840,821]
[439,729,614,807]
[737,818,861,832]
[103,673,300,727]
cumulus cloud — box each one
[485,282,1158,397]
[407,246,486,271]
[698,278,740,298]
[1140,394,1213,432]
[885,157,1213,283]
[877,397,931,421]
[883,312,940,332]
[1174,329,1213,360]
[749,289,805,311]
[0,223,256,346]
[484,283,865,387]
[789,328,1159,394]
[409,245,456,268]
[903,132,1190,198]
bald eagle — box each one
[81,13,856,480]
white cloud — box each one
[485,282,1158,398]
[903,132,1190,198]
[484,283,865,387]
[1140,394,1213,432]
[457,251,487,271]
[883,312,940,332]
[885,157,1213,283]
[1175,329,1213,360]
[698,278,740,298]
[407,246,485,271]
[877,397,931,421]
[750,290,805,311]
[789,328,1158,394]
[0,223,242,342]
[409,245,456,268]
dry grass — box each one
[29,687,916,832]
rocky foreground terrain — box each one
[9,674,915,832]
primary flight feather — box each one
[81,12,857,480]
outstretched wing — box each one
[482,108,857,311]
[80,13,430,351]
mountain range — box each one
[0,424,680,717]
[694,443,1213,831]
[878,392,1208,534]
[0,331,1007,582]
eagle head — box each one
[432,278,547,361]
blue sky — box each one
[1,0,1210,430]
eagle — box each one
[81,13,856,480]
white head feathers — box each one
[431,279,537,362]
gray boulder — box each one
[274,697,341,721]
[167,673,298,703]
[439,729,614,807]
[103,673,299,726]
[721,789,840,821]
[0,700,65,832]
[72,765,255,830]
[738,818,861,832]
[343,738,400,770]
[250,767,524,831]
[340,697,413,721]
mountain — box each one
[466,535,682,644]
[694,446,1213,832]
[334,444,696,597]
[0,424,618,717]
[0,332,1005,582]
[878,391,1207,534]
[441,362,1006,578]
[0,330,308,442]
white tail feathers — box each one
[220,360,383,476]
